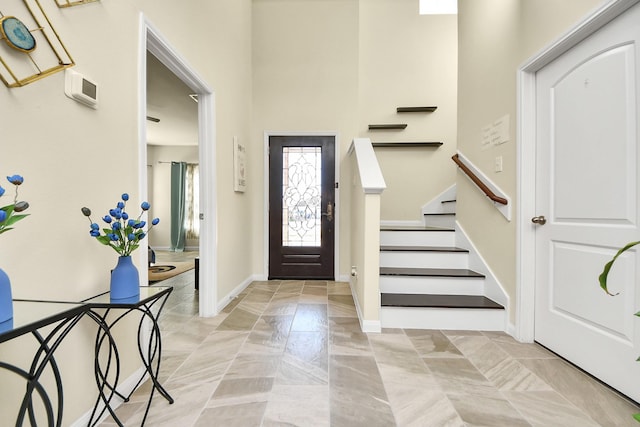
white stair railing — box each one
[348,138,386,333]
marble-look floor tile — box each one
[328,294,358,317]
[330,355,396,426]
[329,317,372,356]
[168,331,248,385]
[242,315,293,353]
[194,401,267,427]
[450,335,551,391]
[99,278,640,427]
[504,390,600,426]
[519,358,640,426]
[424,357,495,394]
[327,281,351,295]
[447,391,532,427]
[278,280,305,294]
[210,377,274,407]
[217,307,261,331]
[263,384,330,427]
[124,381,218,427]
[224,353,281,379]
[290,304,327,332]
[404,329,464,358]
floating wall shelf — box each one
[396,106,437,113]
[372,142,443,148]
[368,124,408,130]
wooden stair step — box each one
[380,225,453,231]
[380,267,484,278]
[380,246,468,253]
[381,294,503,309]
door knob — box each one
[321,203,333,222]
[531,215,547,225]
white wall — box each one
[252,0,360,279]
[456,0,604,324]
[358,0,458,221]
[0,0,253,423]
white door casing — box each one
[532,2,640,402]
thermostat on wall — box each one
[64,69,98,108]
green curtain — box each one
[170,161,186,252]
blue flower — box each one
[0,186,5,197]
[108,233,119,241]
[152,218,160,225]
[117,201,125,209]
[128,233,136,241]
[6,175,23,185]
[103,215,112,223]
[127,219,136,227]
[141,201,150,211]
[90,223,99,230]
[122,212,129,220]
[138,232,146,240]
[90,230,100,237]
[121,193,129,201]
[113,209,122,220]
[112,222,121,231]
[138,220,146,228]
[0,211,6,223]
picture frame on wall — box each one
[234,136,246,192]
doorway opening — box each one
[140,16,218,316]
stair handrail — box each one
[452,153,508,205]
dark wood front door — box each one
[269,135,335,279]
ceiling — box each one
[146,53,199,146]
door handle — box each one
[322,203,333,222]
[531,215,547,225]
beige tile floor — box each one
[101,255,640,426]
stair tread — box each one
[381,293,503,309]
[380,267,485,278]
[423,212,455,216]
[380,225,454,232]
[441,199,457,204]
[380,245,468,253]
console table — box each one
[0,300,87,427]
[83,286,173,427]
[0,286,174,427]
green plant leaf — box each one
[0,227,14,234]
[3,213,28,227]
[599,241,640,296]
[633,412,640,422]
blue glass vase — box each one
[110,256,140,300]
[0,268,13,323]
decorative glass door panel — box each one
[269,136,335,279]
[282,147,322,247]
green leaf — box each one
[0,227,14,235]
[633,412,640,422]
[96,236,111,245]
[3,213,28,227]
[599,241,640,296]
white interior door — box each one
[535,3,640,403]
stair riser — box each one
[440,202,456,214]
[380,230,455,247]
[379,276,484,295]
[423,215,455,228]
[380,306,505,330]
[380,251,468,269]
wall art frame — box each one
[234,136,246,192]
[54,0,99,8]
[0,0,74,88]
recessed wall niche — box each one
[0,0,74,88]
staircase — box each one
[379,200,506,331]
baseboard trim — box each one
[70,366,147,427]
[216,274,257,313]
[349,278,381,333]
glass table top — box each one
[82,286,172,307]
[0,300,86,343]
